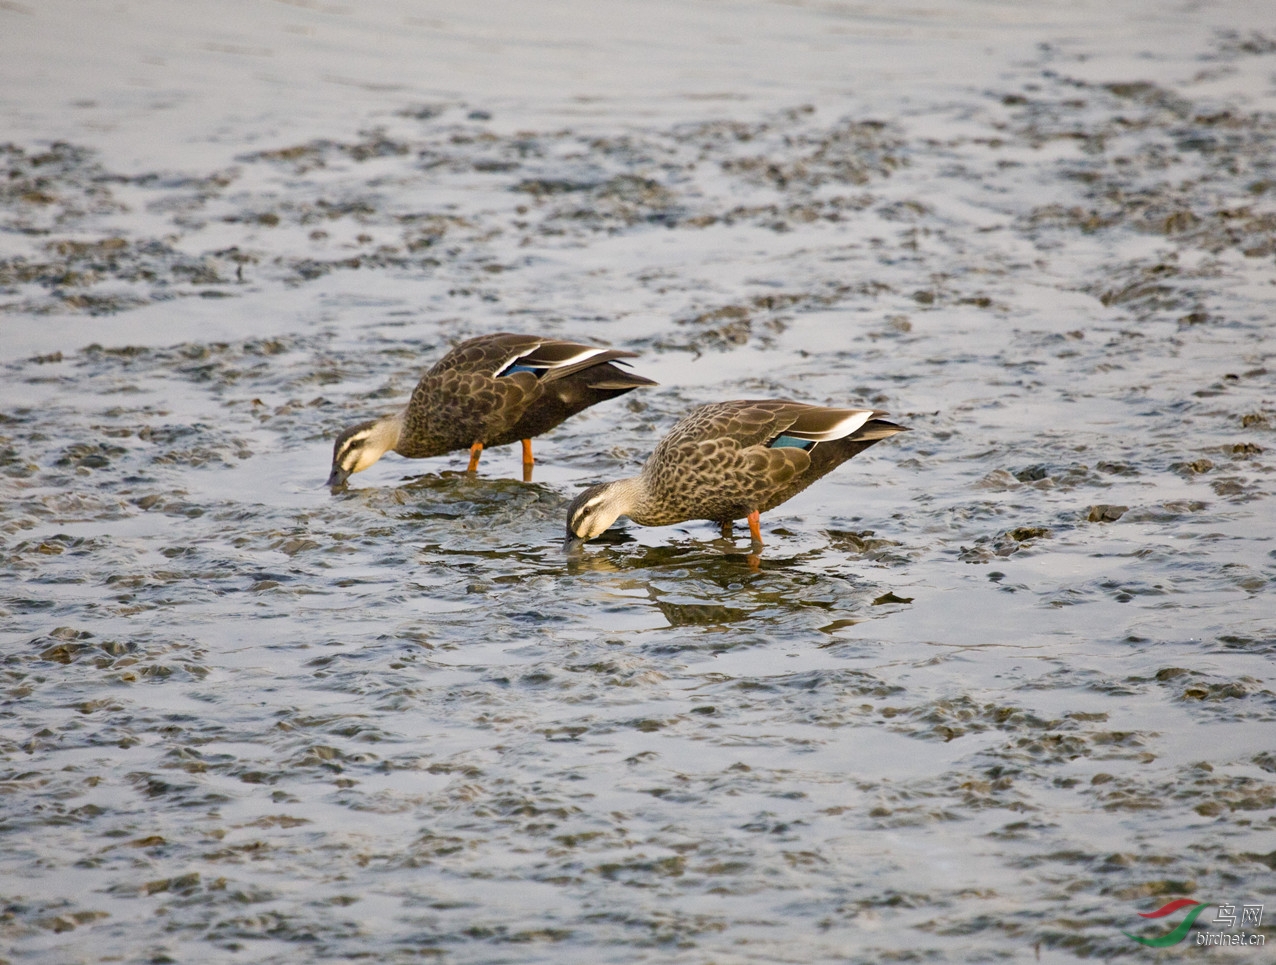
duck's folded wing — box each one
[500,339,653,385]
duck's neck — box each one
[594,475,641,516]
[617,473,666,526]
[373,407,407,457]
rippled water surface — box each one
[2,1,1274,962]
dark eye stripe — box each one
[570,496,605,523]
[336,433,371,464]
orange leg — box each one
[521,438,534,482]
[720,520,732,539]
[746,510,762,545]
[466,441,484,472]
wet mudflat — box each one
[1,2,1274,962]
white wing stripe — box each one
[497,345,609,372]
[796,410,874,442]
[530,346,608,369]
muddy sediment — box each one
[1,20,1274,965]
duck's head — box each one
[327,413,402,488]
[565,480,633,545]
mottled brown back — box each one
[633,400,905,526]
[394,333,655,458]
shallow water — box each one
[2,1,1274,962]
